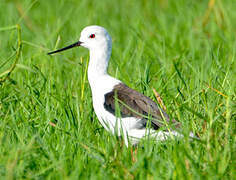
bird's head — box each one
[48,25,112,55]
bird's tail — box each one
[152,130,198,141]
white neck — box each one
[87,45,111,88]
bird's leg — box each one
[131,146,138,162]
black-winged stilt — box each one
[48,25,192,146]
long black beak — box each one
[48,41,82,55]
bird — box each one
[48,25,193,146]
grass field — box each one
[0,0,235,179]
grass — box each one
[0,0,235,179]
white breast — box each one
[90,75,121,132]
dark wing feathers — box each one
[104,83,180,129]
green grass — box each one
[0,0,235,179]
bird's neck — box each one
[88,47,111,87]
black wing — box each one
[104,83,180,130]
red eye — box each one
[89,34,95,38]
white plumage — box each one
[48,25,194,146]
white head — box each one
[48,25,112,54]
[79,25,112,50]
[48,25,113,82]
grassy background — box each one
[0,0,235,179]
